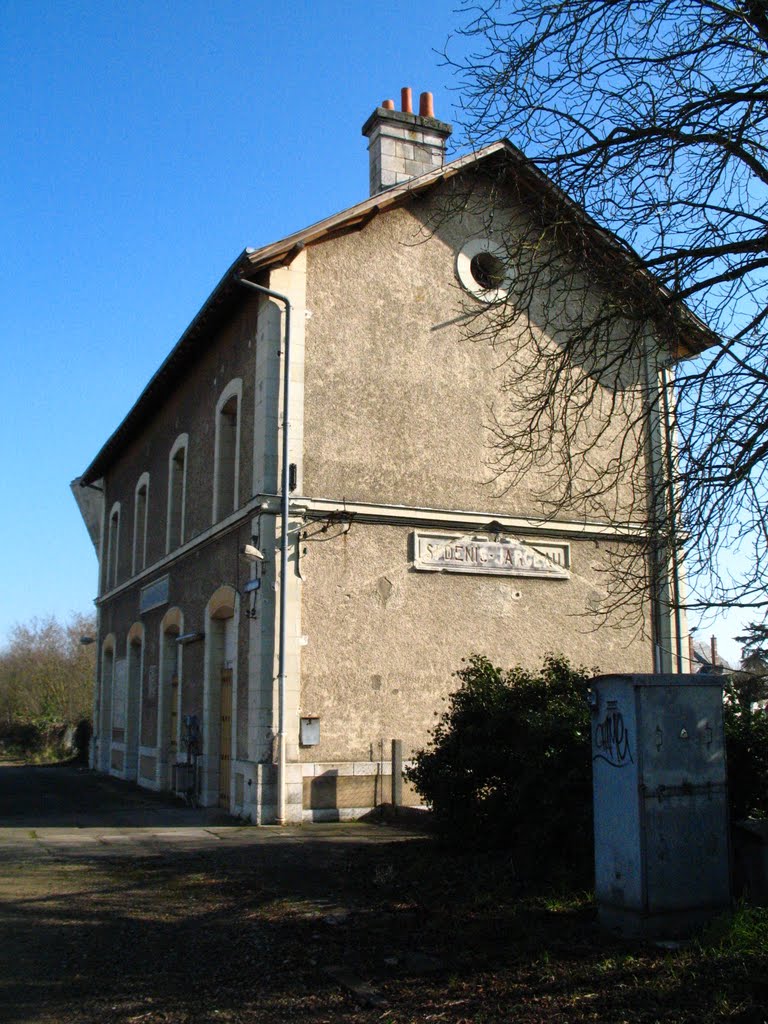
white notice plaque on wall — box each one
[413,531,570,579]
[140,574,169,614]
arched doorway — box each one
[158,608,183,790]
[204,586,238,808]
[125,622,144,781]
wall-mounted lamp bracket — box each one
[176,631,205,646]
[241,543,265,562]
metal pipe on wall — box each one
[643,340,684,674]
[237,275,292,825]
[659,365,685,674]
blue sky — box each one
[0,0,750,665]
[0,0,461,633]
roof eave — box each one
[79,248,256,485]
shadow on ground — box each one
[1,764,766,1024]
[0,762,234,828]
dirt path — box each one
[0,763,426,1024]
[1,764,766,1024]
[0,828,423,1024]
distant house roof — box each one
[691,640,732,674]
[79,139,715,486]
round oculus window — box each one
[456,238,512,302]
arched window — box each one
[105,502,120,591]
[213,380,242,522]
[166,434,188,552]
[132,473,149,574]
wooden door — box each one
[218,668,233,807]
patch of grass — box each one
[533,888,594,914]
[699,902,768,957]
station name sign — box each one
[140,574,170,614]
[413,531,570,579]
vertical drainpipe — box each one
[238,275,291,825]
[659,365,685,673]
[90,479,107,769]
[645,336,684,674]
[643,344,663,672]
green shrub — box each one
[724,700,768,820]
[0,720,86,763]
[405,654,594,865]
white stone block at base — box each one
[312,762,349,777]
[285,800,303,823]
[284,762,304,785]
[242,802,277,824]
[302,761,396,778]
[353,761,390,776]
[302,807,377,823]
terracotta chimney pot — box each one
[362,90,452,196]
[419,91,434,117]
[401,87,413,114]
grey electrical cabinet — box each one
[590,674,731,938]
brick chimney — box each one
[361,87,452,196]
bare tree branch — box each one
[442,0,768,616]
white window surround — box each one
[99,635,116,773]
[456,237,514,303]
[132,472,150,575]
[166,434,189,553]
[213,379,242,524]
[106,502,121,592]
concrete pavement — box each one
[0,761,423,861]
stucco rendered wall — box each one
[302,186,648,521]
[298,183,656,772]
[299,522,651,765]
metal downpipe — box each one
[237,276,292,824]
[659,366,685,673]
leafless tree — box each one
[442,0,768,619]
[0,613,95,730]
